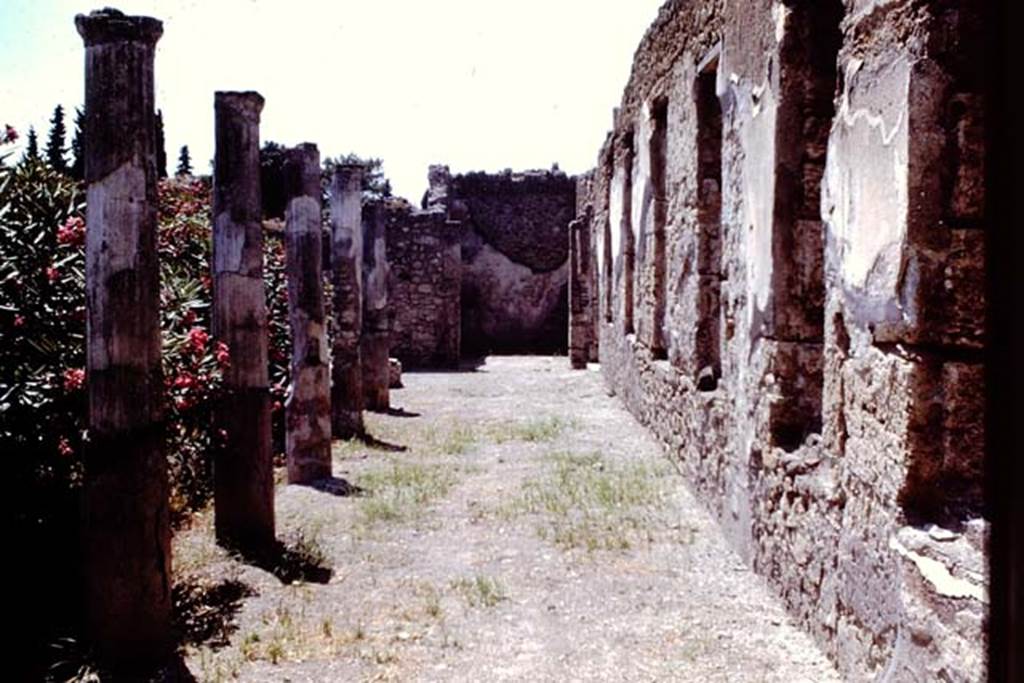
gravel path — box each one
[177,356,840,682]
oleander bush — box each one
[1,130,291,676]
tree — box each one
[259,141,288,219]
[69,108,85,181]
[321,153,392,201]
[176,144,192,176]
[24,127,39,162]
[155,110,167,179]
[45,105,67,172]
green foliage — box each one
[260,143,395,220]
[1,157,87,515]
[155,109,167,179]
[177,144,193,176]
[322,153,393,201]
[25,126,39,161]
[259,141,288,219]
[45,104,68,172]
[69,108,84,181]
[2,133,294,676]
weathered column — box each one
[329,164,365,437]
[284,144,332,483]
[361,200,390,410]
[211,91,274,550]
[568,213,592,369]
[588,225,601,364]
[76,9,170,669]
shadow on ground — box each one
[173,576,255,648]
[236,537,333,586]
[361,433,408,451]
[301,475,365,497]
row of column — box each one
[77,8,389,671]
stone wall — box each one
[577,0,988,680]
[426,166,575,355]
[385,204,462,368]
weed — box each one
[424,421,477,455]
[491,415,575,444]
[235,600,369,666]
[450,574,507,608]
[416,582,445,620]
[357,460,456,527]
[511,450,678,552]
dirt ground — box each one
[176,356,840,682]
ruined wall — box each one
[427,167,575,355]
[385,204,462,368]
[581,0,987,679]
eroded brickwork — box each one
[385,205,462,368]
[578,1,988,679]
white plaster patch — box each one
[365,237,388,310]
[464,243,568,332]
[609,165,625,263]
[213,211,245,273]
[330,190,363,259]
[772,2,790,43]
[286,197,322,235]
[824,56,910,293]
[632,109,653,250]
[86,161,147,274]
[889,536,987,603]
[739,82,778,318]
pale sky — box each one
[1,1,663,201]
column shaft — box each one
[76,8,170,669]
[330,165,365,437]
[212,91,274,550]
[361,201,390,410]
[284,144,331,483]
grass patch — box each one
[417,582,445,620]
[231,599,367,666]
[511,450,679,552]
[489,415,575,444]
[450,574,507,608]
[426,421,478,455]
[357,459,457,527]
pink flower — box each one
[46,266,59,282]
[63,368,86,392]
[58,437,73,457]
[57,216,86,247]
[183,309,196,326]
[13,314,25,328]
[272,400,283,413]
[214,341,231,369]
[187,327,209,355]
[173,371,196,389]
[175,397,193,411]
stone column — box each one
[568,213,591,369]
[76,9,170,669]
[361,200,390,410]
[211,91,274,550]
[283,144,331,483]
[588,225,601,363]
[329,164,365,437]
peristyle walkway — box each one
[177,356,840,682]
